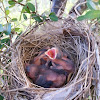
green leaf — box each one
[21,7,25,13]
[23,5,30,13]
[19,14,22,20]
[77,10,100,21]
[26,0,31,2]
[18,31,22,35]
[99,0,100,4]
[31,14,43,22]
[87,0,97,10]
[20,7,26,20]
[13,28,20,31]
[8,59,11,63]
[5,10,10,15]
[97,16,100,20]
[0,24,3,32]
[11,18,17,22]
[20,5,30,20]
[0,33,3,37]
[3,23,11,35]
[0,0,3,2]
[1,38,10,43]
[2,76,4,80]
[49,12,58,21]
[0,70,3,74]
[77,16,85,21]
[0,95,4,100]
[23,14,27,20]
[27,3,35,12]
[9,5,15,8]
[8,0,15,5]
[41,15,47,20]
[0,44,5,49]
[18,0,23,3]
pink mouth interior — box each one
[45,48,56,59]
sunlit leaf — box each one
[99,0,100,4]
[26,0,31,2]
[5,10,10,15]
[88,96,91,99]
[11,18,17,22]
[0,24,3,32]
[0,0,3,2]
[87,0,97,10]
[18,0,23,3]
[49,12,58,21]
[27,3,35,12]
[8,0,15,5]
[0,95,4,100]
[19,14,22,20]
[3,23,11,35]
[21,6,25,13]
[13,28,20,31]
[31,14,42,22]
[23,14,27,20]
[23,5,30,13]
[77,10,100,21]
[0,70,3,74]
[9,5,15,8]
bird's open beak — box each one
[45,47,57,60]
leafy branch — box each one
[8,0,58,22]
[77,0,100,21]
[1,1,8,23]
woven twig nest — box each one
[0,17,98,100]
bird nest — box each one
[0,17,98,100]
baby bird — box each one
[35,65,66,88]
[52,58,75,73]
[31,47,50,66]
[25,64,39,82]
[45,47,75,74]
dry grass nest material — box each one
[0,17,99,100]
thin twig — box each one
[1,1,8,23]
[95,43,100,99]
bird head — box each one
[45,47,57,60]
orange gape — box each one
[45,47,63,59]
[45,48,56,59]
